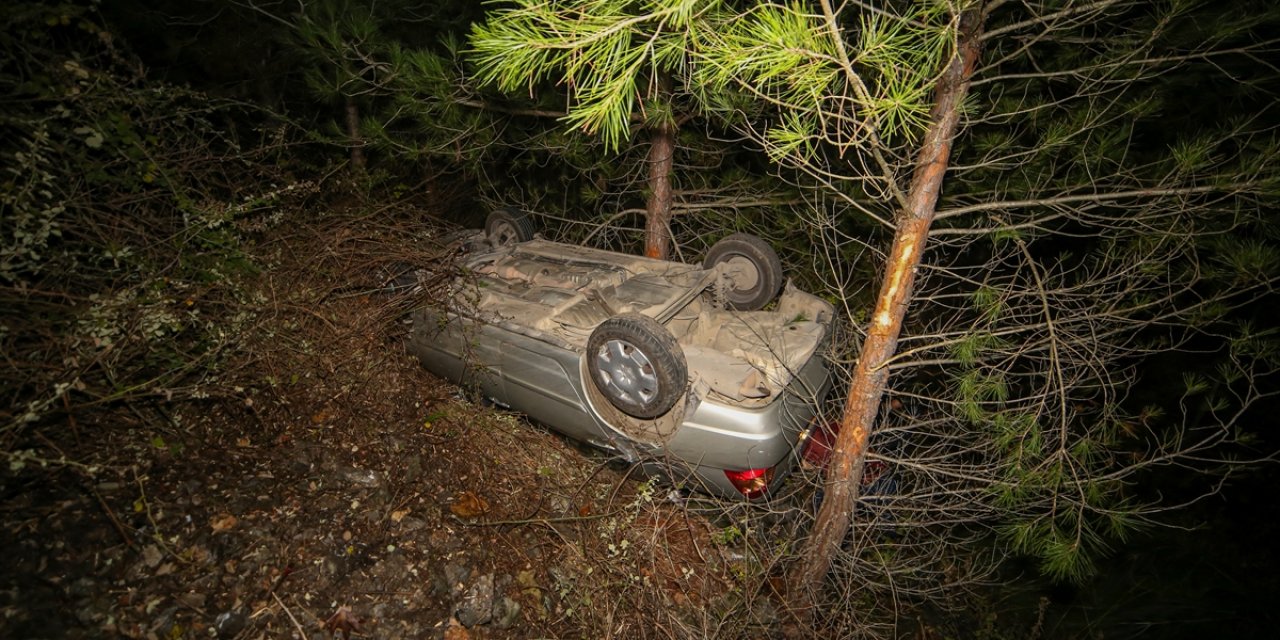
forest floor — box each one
[8,199,1276,640]
[0,206,792,639]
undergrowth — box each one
[0,2,314,471]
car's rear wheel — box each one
[486,208,536,247]
[587,313,687,419]
[704,233,784,310]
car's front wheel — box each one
[703,233,784,310]
[586,313,687,419]
[485,208,536,247]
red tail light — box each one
[801,419,840,468]
[724,467,774,499]
[800,420,891,490]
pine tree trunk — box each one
[346,97,366,171]
[644,122,675,259]
[789,7,985,603]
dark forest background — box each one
[3,1,1279,638]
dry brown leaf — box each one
[323,605,365,640]
[141,545,162,568]
[449,491,489,518]
[210,514,238,533]
[390,509,410,523]
[443,617,471,640]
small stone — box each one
[403,455,423,483]
[343,467,380,487]
[455,573,494,627]
[493,596,521,629]
[398,516,427,531]
[549,495,572,515]
[371,554,410,584]
[443,563,472,595]
[213,611,248,638]
[324,553,354,579]
[176,592,206,610]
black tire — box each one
[586,313,687,419]
[485,208,536,247]
[703,233,784,310]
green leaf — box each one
[73,126,104,148]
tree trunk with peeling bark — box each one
[644,122,675,259]
[790,8,985,600]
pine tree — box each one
[452,3,1280,623]
[467,0,709,258]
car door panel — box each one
[498,336,611,444]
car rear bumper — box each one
[652,350,833,498]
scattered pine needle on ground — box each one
[0,203,782,640]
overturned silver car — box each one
[408,210,834,499]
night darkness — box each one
[3,1,1279,638]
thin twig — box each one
[87,483,135,550]
[448,508,624,528]
[272,592,308,640]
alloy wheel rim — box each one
[595,339,658,405]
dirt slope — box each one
[0,208,776,639]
